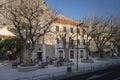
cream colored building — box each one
[0,0,90,61]
[31,14,88,62]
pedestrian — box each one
[38,60,42,68]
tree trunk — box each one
[23,46,32,66]
[64,48,69,61]
[19,51,23,63]
[85,46,89,59]
[99,48,104,58]
[117,45,120,56]
[84,42,90,60]
[111,49,114,57]
[86,50,89,59]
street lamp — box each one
[76,23,83,71]
[76,24,79,71]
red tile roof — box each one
[53,18,78,26]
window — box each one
[71,28,73,33]
[70,50,74,59]
[59,50,63,58]
[63,27,66,32]
[57,38,59,44]
[56,26,59,31]
[77,29,80,33]
[80,50,83,58]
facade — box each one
[0,0,92,62]
[32,14,87,62]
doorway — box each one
[59,50,63,58]
[79,49,84,58]
[58,49,65,59]
[37,52,42,61]
[69,50,75,60]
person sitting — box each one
[38,60,42,68]
[34,58,39,65]
[12,60,17,68]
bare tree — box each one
[51,22,78,61]
[0,0,56,65]
[56,29,75,61]
[109,26,120,57]
[79,22,95,59]
[86,16,119,58]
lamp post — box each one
[42,30,46,62]
[76,24,79,71]
[76,23,83,71]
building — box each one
[31,14,87,62]
[0,0,89,62]
[0,25,16,40]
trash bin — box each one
[67,67,72,72]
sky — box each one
[45,0,120,21]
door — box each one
[69,50,75,59]
[37,52,42,60]
[79,50,84,58]
[59,50,63,58]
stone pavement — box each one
[0,58,120,80]
[0,60,9,67]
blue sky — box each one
[45,0,120,20]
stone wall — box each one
[31,44,55,60]
[46,45,55,58]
